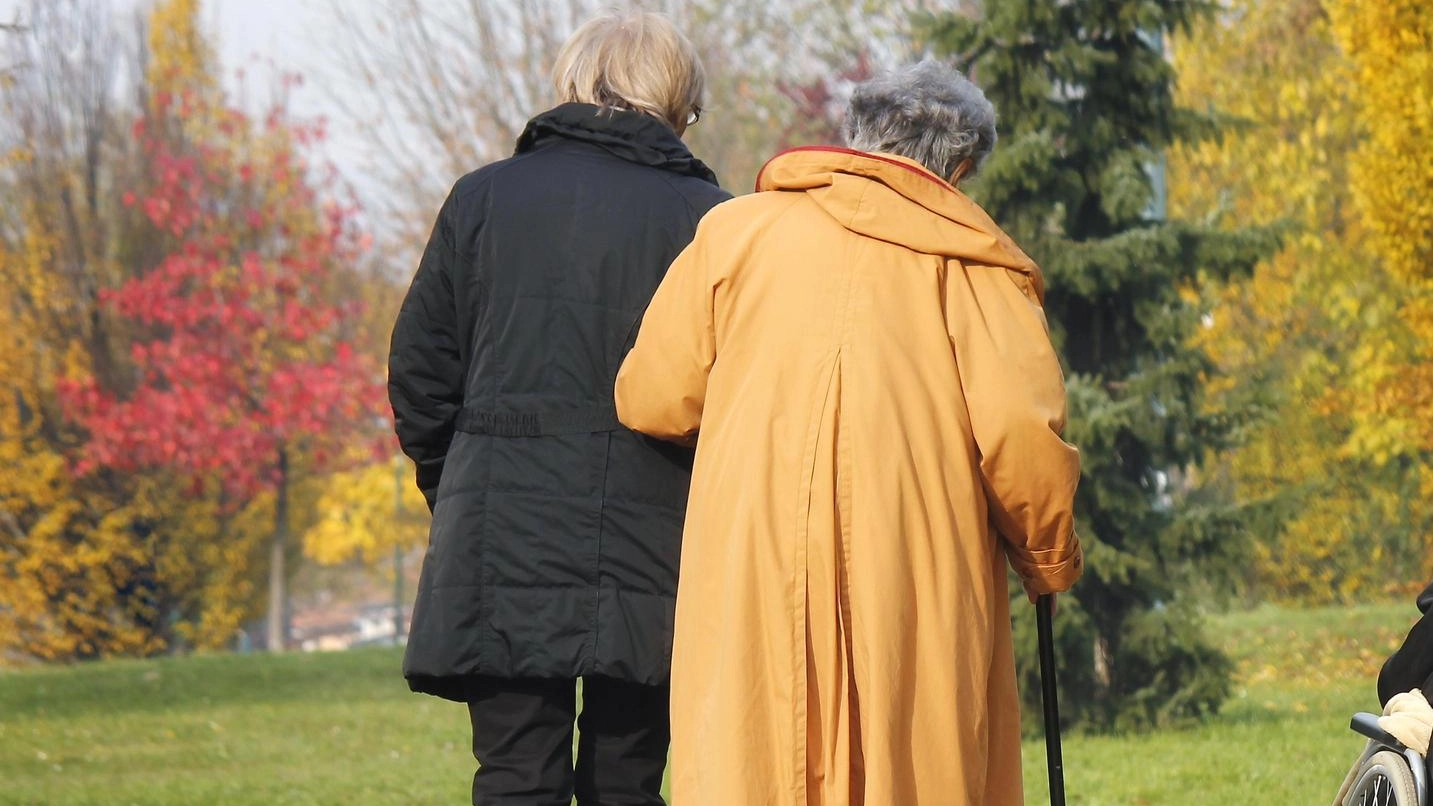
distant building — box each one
[289,601,413,652]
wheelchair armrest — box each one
[1351,712,1409,752]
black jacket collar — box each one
[515,103,719,186]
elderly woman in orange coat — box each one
[615,60,1084,805]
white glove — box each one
[1380,689,1433,757]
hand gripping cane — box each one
[1036,594,1066,806]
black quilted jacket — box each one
[388,104,730,700]
[1379,581,1433,706]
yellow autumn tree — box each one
[302,459,429,567]
[1170,0,1427,601]
[147,0,212,96]
[1329,0,1433,538]
[0,6,186,659]
[0,214,155,659]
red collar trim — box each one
[753,145,953,192]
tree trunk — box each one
[266,448,290,652]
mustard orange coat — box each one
[616,148,1084,806]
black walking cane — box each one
[1036,594,1066,806]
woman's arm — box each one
[946,263,1083,600]
[614,226,718,446]
[388,190,465,511]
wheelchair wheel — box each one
[1342,750,1421,806]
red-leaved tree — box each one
[63,84,387,651]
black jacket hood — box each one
[516,103,719,186]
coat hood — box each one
[755,147,1043,299]
[516,103,720,186]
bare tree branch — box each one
[1,14,29,80]
[0,0,146,404]
[318,0,946,264]
[0,508,27,544]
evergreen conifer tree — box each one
[921,1,1277,729]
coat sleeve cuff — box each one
[1009,535,1084,596]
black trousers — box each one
[466,676,669,806]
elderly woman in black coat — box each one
[387,11,729,805]
[1380,581,1433,706]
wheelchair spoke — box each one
[1359,773,1392,806]
[1346,747,1418,806]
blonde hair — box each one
[551,10,704,132]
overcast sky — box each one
[201,0,373,175]
[2,0,342,81]
[2,0,381,193]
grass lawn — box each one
[1020,602,1418,805]
[0,601,1420,805]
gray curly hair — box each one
[842,59,997,182]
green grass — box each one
[1020,602,1418,805]
[0,649,472,805]
[0,601,1420,805]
